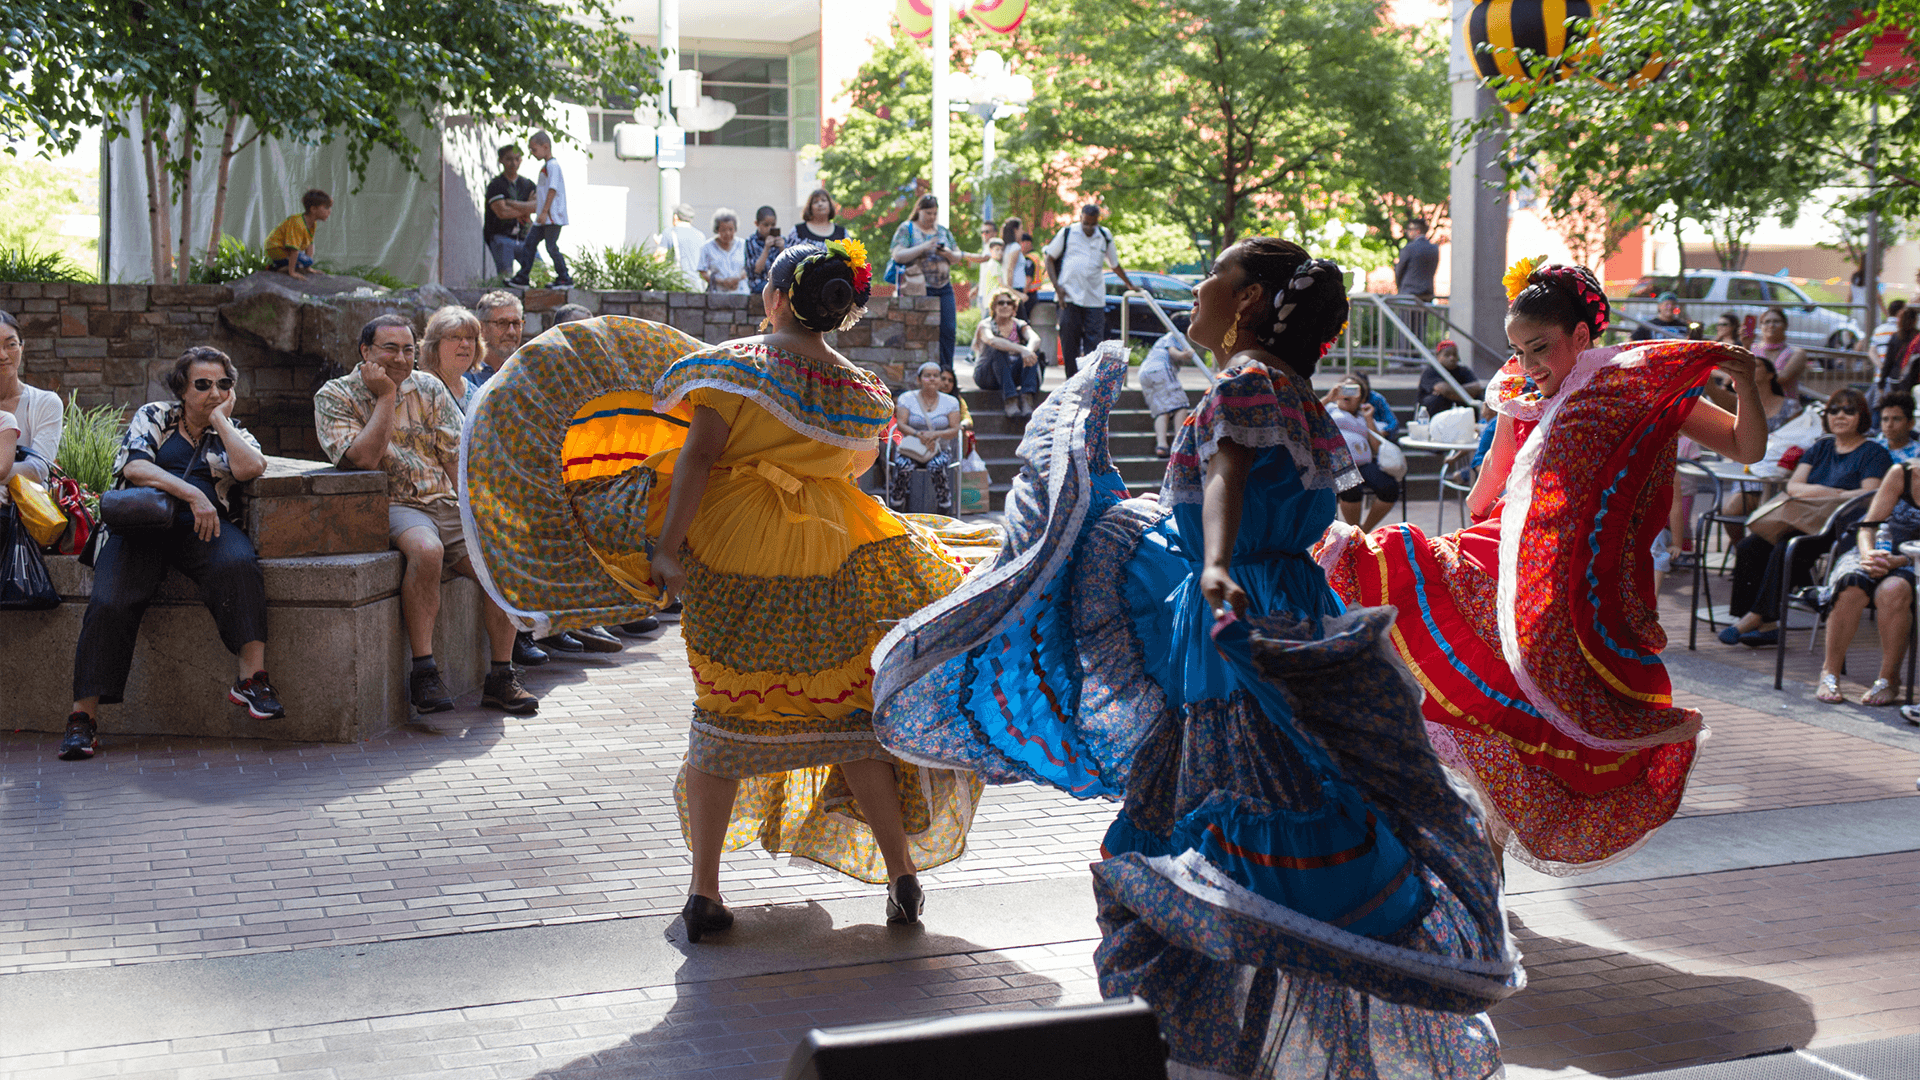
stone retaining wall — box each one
[0,281,945,460]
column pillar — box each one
[1449,0,1510,379]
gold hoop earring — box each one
[757,316,773,332]
[1220,323,1238,356]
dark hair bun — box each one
[1509,263,1609,339]
[768,243,869,333]
[1235,237,1348,380]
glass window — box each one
[1147,278,1193,303]
[692,53,791,148]
[1768,281,1803,303]
[1628,275,1710,300]
[1727,277,1767,302]
[790,46,820,148]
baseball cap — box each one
[1657,291,1679,302]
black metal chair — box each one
[1770,491,1919,703]
[1680,459,1764,649]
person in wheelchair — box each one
[889,361,962,513]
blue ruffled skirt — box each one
[871,346,1520,1079]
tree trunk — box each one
[140,96,168,286]
[175,86,201,285]
[1672,211,1688,282]
[205,107,243,267]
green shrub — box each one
[56,396,127,505]
[189,235,273,284]
[955,304,982,346]
[572,246,695,292]
[324,263,414,290]
[0,244,93,283]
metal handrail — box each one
[1372,294,1510,375]
[1118,290,1216,382]
[1343,293,1479,409]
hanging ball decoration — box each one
[896,0,1030,40]
[1464,0,1665,114]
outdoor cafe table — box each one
[1399,436,1483,534]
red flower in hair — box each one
[853,265,872,292]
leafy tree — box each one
[10,0,658,283]
[1479,0,1915,271]
[1044,0,1451,252]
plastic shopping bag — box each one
[7,473,69,549]
[1,504,60,610]
[960,449,991,515]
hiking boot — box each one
[228,671,287,719]
[512,632,551,667]
[482,668,539,715]
[58,713,99,761]
[410,666,455,714]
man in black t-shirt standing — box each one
[484,144,537,280]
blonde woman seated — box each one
[890,361,961,513]
[418,306,484,412]
[1810,459,1920,705]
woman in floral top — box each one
[58,347,280,763]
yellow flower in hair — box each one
[827,237,869,270]
[1503,255,1547,301]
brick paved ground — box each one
[0,942,1108,1080]
[0,619,1115,975]
[4,501,1919,1078]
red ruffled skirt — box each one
[1322,342,1735,873]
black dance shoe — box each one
[681,894,734,943]
[886,874,924,925]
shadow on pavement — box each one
[1493,915,1815,1076]
[531,900,1069,1080]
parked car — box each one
[1035,271,1194,344]
[1615,271,1863,351]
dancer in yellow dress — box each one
[460,240,979,942]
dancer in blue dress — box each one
[872,239,1519,1079]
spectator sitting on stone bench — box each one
[315,314,538,718]
[59,347,277,762]
[0,309,65,484]
[468,290,524,388]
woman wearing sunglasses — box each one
[1719,386,1890,649]
[58,347,276,762]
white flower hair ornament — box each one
[1269,259,1333,338]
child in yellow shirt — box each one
[265,189,332,280]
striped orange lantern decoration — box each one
[1465,0,1664,113]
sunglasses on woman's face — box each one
[193,378,235,392]
[1829,406,1861,416]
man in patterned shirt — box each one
[315,314,538,717]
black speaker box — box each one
[782,995,1168,1080]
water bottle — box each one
[1877,523,1895,554]
[1410,405,1430,442]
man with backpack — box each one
[1045,204,1135,377]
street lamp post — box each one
[931,0,951,228]
[951,50,1033,226]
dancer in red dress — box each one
[1321,260,1770,874]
